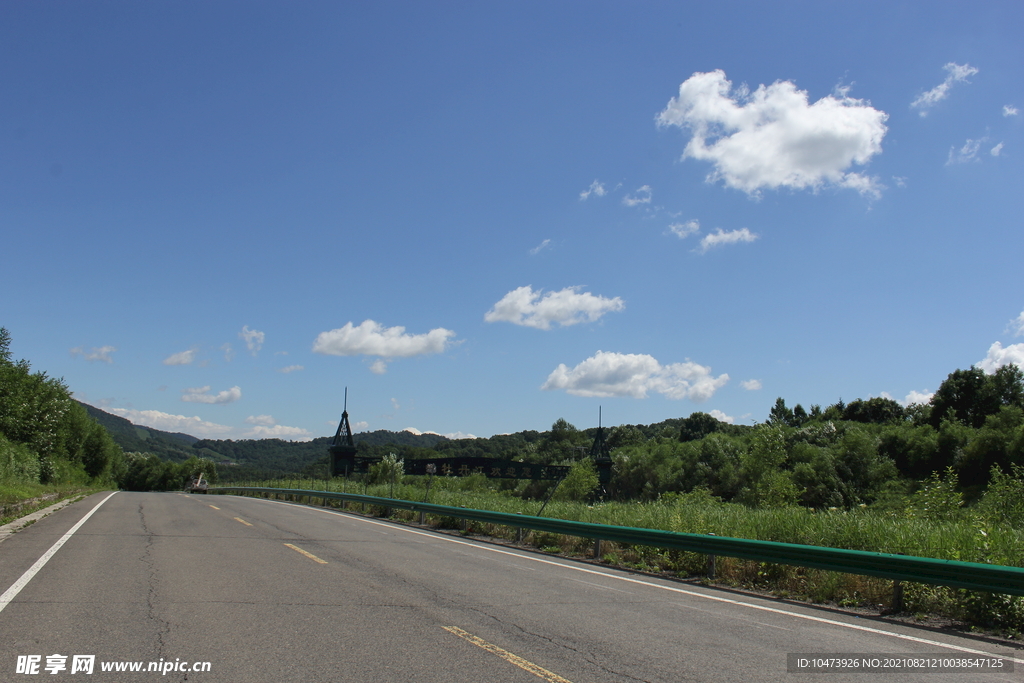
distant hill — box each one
[78,401,199,462]
[80,401,455,476]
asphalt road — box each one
[1,491,1021,682]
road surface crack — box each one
[138,504,173,663]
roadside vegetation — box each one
[0,328,215,517]
[5,323,1024,631]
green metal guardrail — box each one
[211,486,1024,596]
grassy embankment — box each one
[0,483,100,527]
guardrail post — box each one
[707,533,716,580]
[892,580,904,613]
[593,538,602,560]
[515,513,523,544]
[419,509,425,525]
[460,506,467,532]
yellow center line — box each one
[442,626,574,683]
[284,543,328,564]
[208,505,220,510]
[233,517,253,526]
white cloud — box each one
[656,70,887,198]
[352,420,369,431]
[978,342,1024,374]
[622,185,652,207]
[708,409,735,424]
[278,365,303,373]
[221,343,234,362]
[530,239,552,255]
[911,63,979,115]
[740,379,762,391]
[1012,311,1024,337]
[541,350,728,401]
[70,346,116,364]
[312,320,456,358]
[668,220,700,239]
[248,424,313,440]
[239,325,265,356]
[579,180,606,200]
[369,359,388,374]
[698,227,758,253]
[181,385,242,405]
[444,431,478,439]
[991,142,1005,157]
[109,408,233,437]
[163,349,197,366]
[947,138,985,165]
[245,415,276,426]
[484,286,625,330]
[1004,105,1019,117]
[902,390,934,406]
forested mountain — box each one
[78,401,197,461]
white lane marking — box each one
[567,578,630,593]
[0,492,119,615]
[233,495,1022,662]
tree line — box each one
[0,328,216,492]
[4,323,1023,507]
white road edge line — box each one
[240,496,1022,662]
[0,491,118,615]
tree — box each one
[678,412,722,442]
[553,459,599,502]
[739,423,796,507]
[768,398,794,427]
[842,397,906,425]
[930,365,1023,429]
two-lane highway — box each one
[1,491,1020,682]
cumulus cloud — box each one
[622,185,652,207]
[70,346,116,364]
[163,349,197,366]
[1004,105,1019,117]
[947,138,985,164]
[579,180,606,200]
[902,390,935,406]
[991,142,1005,157]
[239,326,265,356]
[911,63,979,115]
[369,359,388,374]
[245,415,276,426]
[978,342,1024,373]
[698,227,758,253]
[484,286,625,330]
[277,365,303,373]
[312,320,456,358]
[109,408,233,437]
[668,220,700,239]
[248,424,313,440]
[181,385,242,404]
[221,343,234,362]
[708,409,735,424]
[656,70,887,198]
[541,350,728,401]
[740,379,762,391]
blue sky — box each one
[3,1,1022,441]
